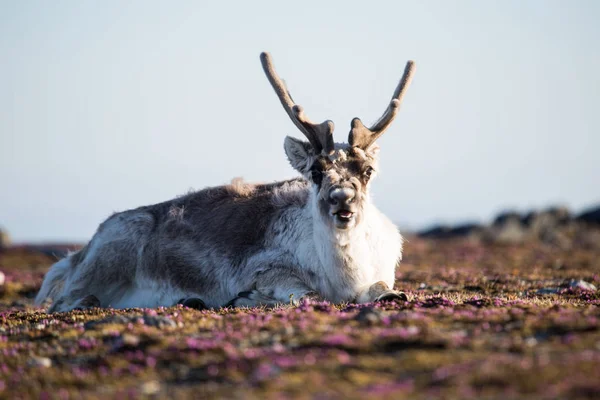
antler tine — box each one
[260,52,335,155]
[349,60,416,149]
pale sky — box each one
[1,1,599,242]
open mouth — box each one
[335,210,354,222]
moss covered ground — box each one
[1,237,599,399]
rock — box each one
[527,207,571,230]
[84,315,131,329]
[354,306,384,325]
[521,211,539,226]
[490,218,528,243]
[418,223,484,239]
[547,206,572,224]
[142,315,177,328]
[85,314,176,329]
[568,280,597,291]
[537,288,561,295]
[577,206,600,225]
[0,228,10,250]
[417,225,449,239]
[463,285,485,292]
[0,271,5,286]
[28,356,52,368]
[523,207,573,248]
[493,211,523,227]
[121,333,141,347]
[524,337,538,347]
[140,380,161,395]
[416,204,599,246]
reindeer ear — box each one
[284,136,313,173]
[366,143,380,157]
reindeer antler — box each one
[349,60,416,149]
[260,52,335,155]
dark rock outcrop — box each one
[418,204,600,249]
[577,206,600,225]
[418,223,484,239]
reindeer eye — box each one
[364,167,374,179]
[310,169,323,185]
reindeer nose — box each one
[329,187,355,205]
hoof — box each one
[375,291,408,303]
[74,295,101,310]
[224,290,279,308]
[299,291,324,302]
[178,297,207,310]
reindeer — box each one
[36,52,416,312]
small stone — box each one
[354,306,384,325]
[140,380,161,395]
[142,315,177,328]
[464,285,485,292]
[28,356,52,368]
[568,280,597,291]
[85,314,176,330]
[0,271,4,286]
[537,288,561,295]
[84,315,131,329]
[122,333,140,347]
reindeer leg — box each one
[226,267,315,308]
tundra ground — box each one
[1,236,599,399]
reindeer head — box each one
[261,52,415,230]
